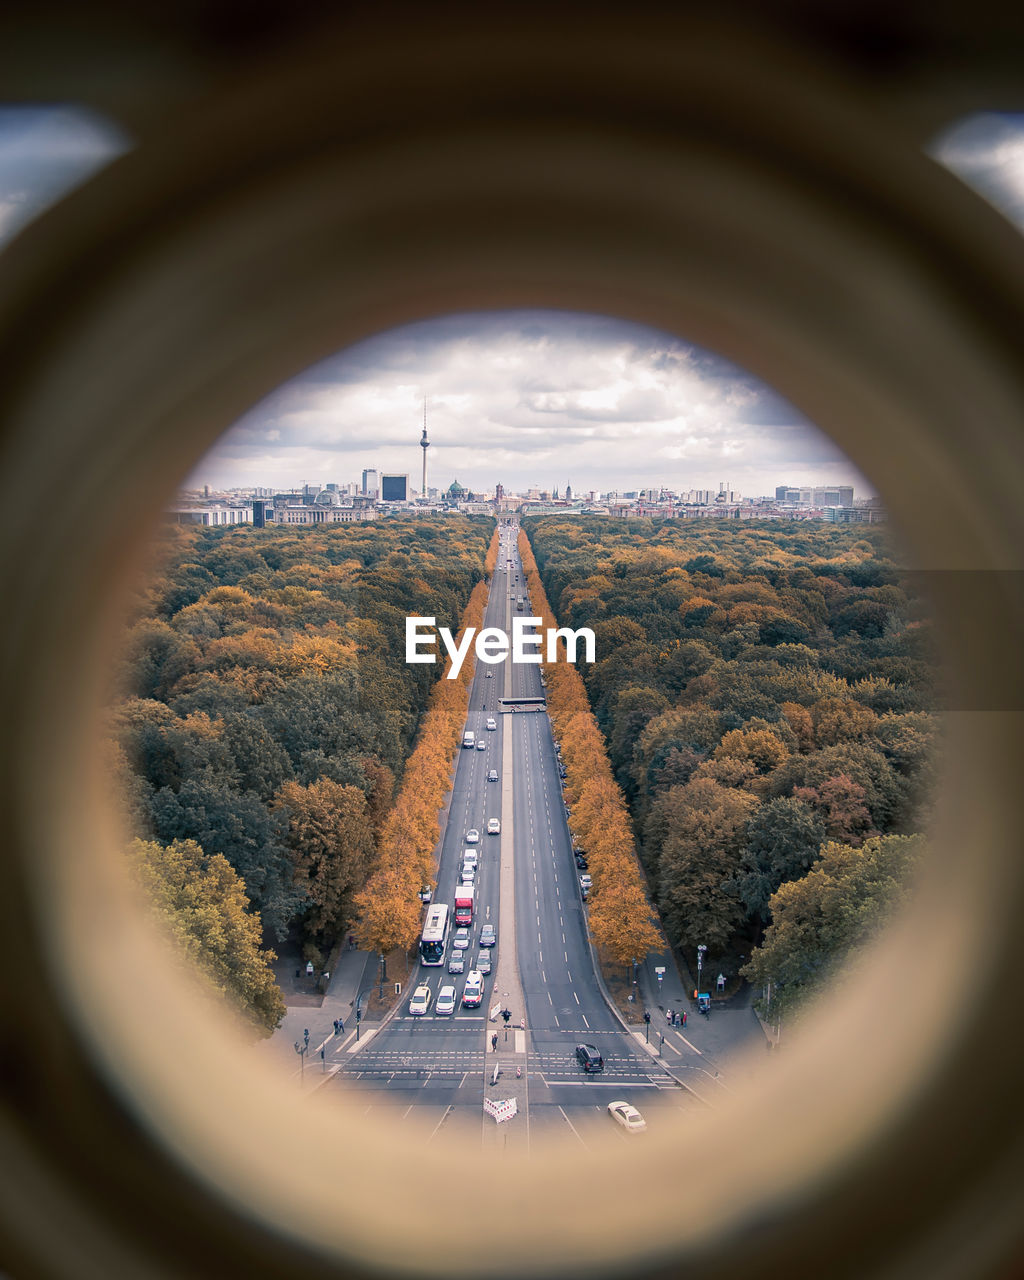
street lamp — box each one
[696,944,707,997]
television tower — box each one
[420,397,431,499]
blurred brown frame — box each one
[0,8,1023,1279]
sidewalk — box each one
[261,946,378,1080]
[634,944,769,1088]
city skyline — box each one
[185,310,876,500]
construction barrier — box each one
[484,1097,518,1125]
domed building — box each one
[314,489,343,506]
[446,479,467,502]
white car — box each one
[476,740,486,750]
[461,867,476,885]
[462,972,484,1008]
[448,950,465,974]
[463,849,478,868]
[487,818,500,835]
[466,829,480,844]
[453,927,471,952]
[486,718,497,731]
[607,1101,647,1133]
[435,985,457,1016]
[580,873,592,891]
[408,985,432,1017]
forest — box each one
[107,515,494,1032]
[523,516,939,1017]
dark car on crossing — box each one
[575,1043,604,1073]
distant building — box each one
[380,473,409,502]
[362,468,379,498]
[167,504,252,526]
[823,504,884,524]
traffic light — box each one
[643,1010,651,1024]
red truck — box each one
[454,884,475,927]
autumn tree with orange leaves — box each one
[353,561,496,955]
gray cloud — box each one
[193,309,872,497]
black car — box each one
[575,1043,604,1073]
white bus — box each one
[419,903,450,965]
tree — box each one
[149,775,303,939]
[353,866,423,954]
[794,774,875,844]
[741,834,924,1019]
[732,796,826,922]
[653,778,757,949]
[127,837,286,1035]
[273,779,376,941]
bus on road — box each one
[419,903,450,965]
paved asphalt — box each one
[288,525,760,1144]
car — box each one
[453,927,471,952]
[487,769,499,782]
[487,818,500,835]
[607,1101,647,1133]
[486,670,494,677]
[466,829,480,844]
[447,950,465,974]
[576,1044,604,1073]
[408,985,432,1016]
[463,848,478,868]
[435,985,457,1016]
[479,923,496,947]
[580,873,592,891]
[475,953,492,976]
[575,855,588,870]
[476,740,486,750]
[462,972,484,1007]
[461,867,476,885]
[486,718,497,731]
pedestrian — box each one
[338,1017,344,1034]
[491,1032,498,1052]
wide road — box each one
[331,523,698,1145]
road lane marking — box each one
[558,1106,591,1149]
[573,991,580,1004]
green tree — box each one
[128,837,286,1035]
[741,833,923,1019]
[732,796,826,922]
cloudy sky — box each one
[193,312,867,499]
[2,106,1023,502]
